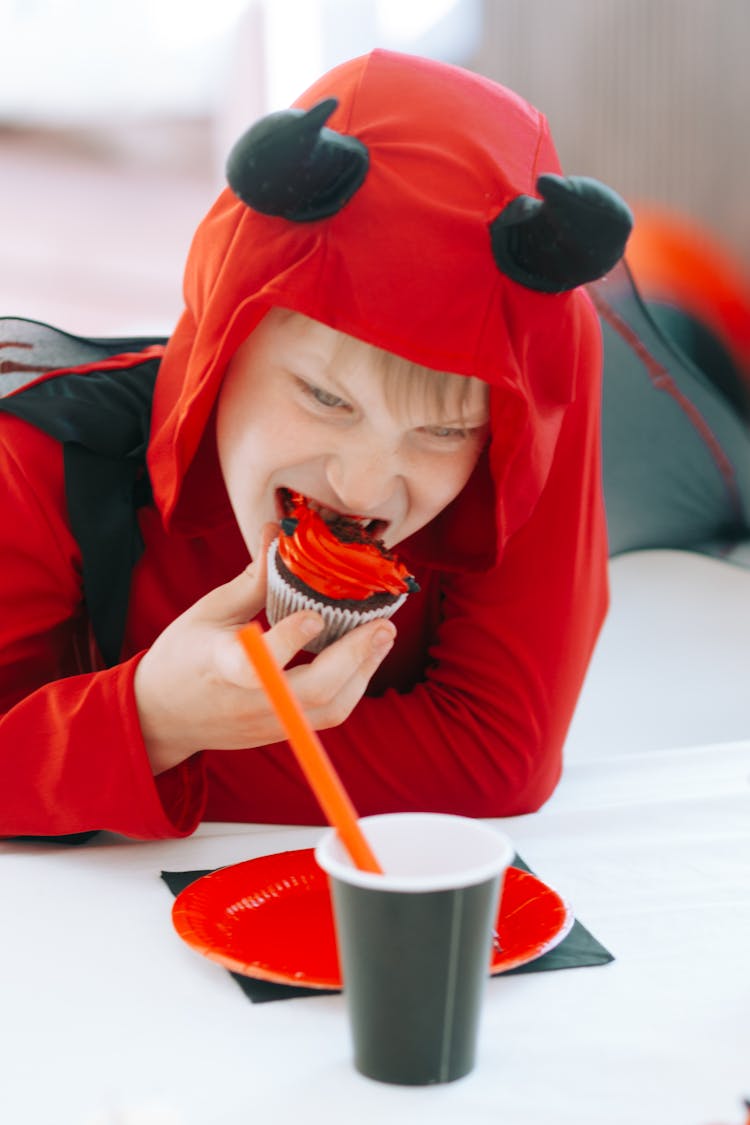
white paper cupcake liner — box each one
[265,538,407,654]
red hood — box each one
[148,49,601,568]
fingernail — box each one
[300,615,324,639]
[371,626,395,655]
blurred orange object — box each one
[626,205,750,376]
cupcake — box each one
[266,489,419,653]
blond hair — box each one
[272,306,488,425]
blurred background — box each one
[2,0,749,338]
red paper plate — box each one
[172,848,573,989]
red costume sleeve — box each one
[0,415,204,840]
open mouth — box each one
[277,487,389,541]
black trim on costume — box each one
[0,320,162,667]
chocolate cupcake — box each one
[266,490,419,653]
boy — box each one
[0,50,631,838]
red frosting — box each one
[277,493,417,600]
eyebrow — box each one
[289,346,334,377]
[429,415,490,428]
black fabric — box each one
[592,264,750,558]
[489,175,633,293]
[226,98,370,222]
[10,830,100,845]
[0,316,165,380]
[647,301,749,421]
[161,856,613,1004]
[0,320,162,666]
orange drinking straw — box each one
[237,622,383,874]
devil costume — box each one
[2,48,713,841]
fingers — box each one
[288,619,396,728]
[217,610,324,688]
[262,611,325,665]
[218,611,395,729]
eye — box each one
[417,420,490,450]
[299,380,351,410]
[421,425,470,440]
[313,386,348,408]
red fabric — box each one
[0,50,608,837]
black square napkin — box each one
[162,855,613,1004]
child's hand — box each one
[133,525,396,775]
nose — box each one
[325,444,400,515]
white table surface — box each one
[1,738,749,1125]
[564,549,750,760]
[2,547,749,1125]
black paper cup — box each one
[315,813,513,1086]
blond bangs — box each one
[269,306,488,423]
[333,333,488,425]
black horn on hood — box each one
[226,97,369,222]
[489,174,633,293]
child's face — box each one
[216,309,490,559]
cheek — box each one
[415,448,483,516]
[219,414,318,508]
[216,394,272,510]
[217,414,251,491]
[217,385,285,486]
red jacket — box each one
[0,51,609,839]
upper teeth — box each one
[282,490,378,531]
[312,501,364,526]
[315,504,341,520]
